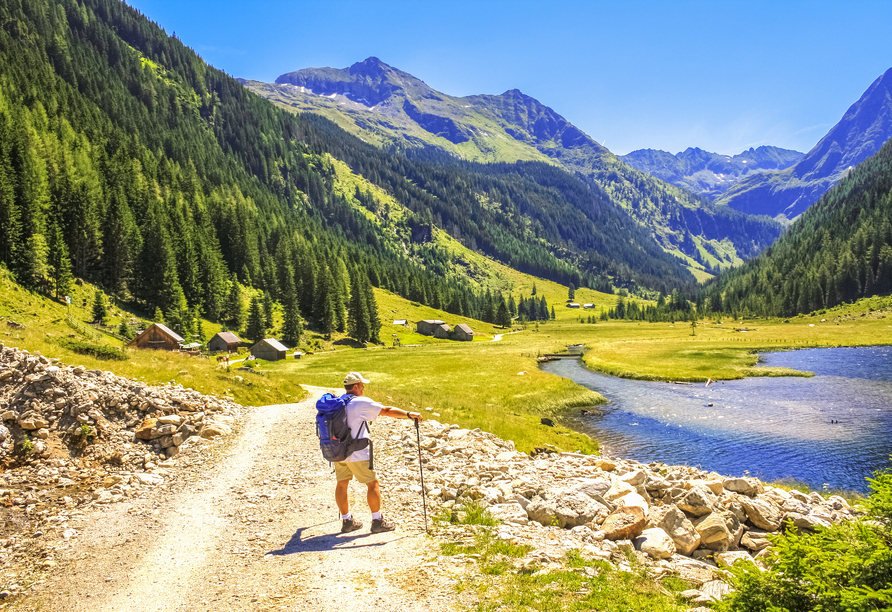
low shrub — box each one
[719,467,892,612]
[54,337,126,361]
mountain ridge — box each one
[717,67,892,220]
[621,145,804,199]
[245,58,784,274]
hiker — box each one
[336,371,422,534]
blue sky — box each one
[126,0,892,156]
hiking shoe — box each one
[341,517,363,533]
[370,517,396,533]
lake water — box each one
[541,346,892,492]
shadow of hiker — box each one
[268,520,413,555]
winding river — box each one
[542,346,892,493]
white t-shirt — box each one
[344,394,383,462]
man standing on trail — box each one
[337,371,422,534]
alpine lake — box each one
[544,346,892,493]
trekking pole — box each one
[413,416,429,534]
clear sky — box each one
[126,0,892,156]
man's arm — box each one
[380,406,423,422]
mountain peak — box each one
[348,56,393,77]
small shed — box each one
[251,338,288,361]
[566,303,581,309]
[129,323,183,351]
[208,331,241,353]
[583,304,596,309]
[416,319,446,336]
[452,323,474,342]
[433,323,452,339]
[393,319,409,327]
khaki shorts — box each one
[334,460,378,484]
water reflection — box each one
[542,346,892,492]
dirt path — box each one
[18,387,462,611]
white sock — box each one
[372,511,382,520]
[342,513,352,520]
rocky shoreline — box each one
[405,416,857,607]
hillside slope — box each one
[244,58,783,273]
[718,67,892,221]
[621,146,803,199]
[701,134,892,316]
[0,0,701,348]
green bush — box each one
[719,468,892,612]
[54,337,126,361]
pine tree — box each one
[227,274,244,331]
[46,222,73,300]
[496,302,511,327]
[92,289,108,324]
[262,291,274,329]
[281,267,303,346]
[347,272,371,343]
[363,273,381,344]
[568,283,575,300]
[246,295,265,342]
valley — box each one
[0,0,891,610]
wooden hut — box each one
[251,338,288,361]
[129,323,183,351]
[433,323,452,339]
[208,332,241,353]
[452,323,474,342]
[416,320,446,336]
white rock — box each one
[635,527,676,559]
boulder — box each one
[740,530,772,551]
[619,469,646,486]
[634,527,676,559]
[525,490,606,528]
[678,485,717,517]
[646,503,701,555]
[488,503,529,525]
[594,459,616,471]
[723,477,762,496]
[715,550,753,569]
[199,421,232,439]
[693,512,733,551]
[614,491,649,515]
[601,506,646,541]
[786,513,831,532]
[572,478,611,500]
[738,496,783,531]
[605,479,636,502]
[18,416,49,430]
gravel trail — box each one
[19,387,461,611]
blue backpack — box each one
[315,393,373,467]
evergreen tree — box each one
[92,289,108,324]
[347,272,371,343]
[262,291,274,329]
[21,233,49,291]
[227,274,244,331]
[281,272,303,346]
[363,273,381,344]
[496,301,511,327]
[118,319,134,340]
[246,295,265,342]
[46,221,73,300]
[568,283,575,300]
